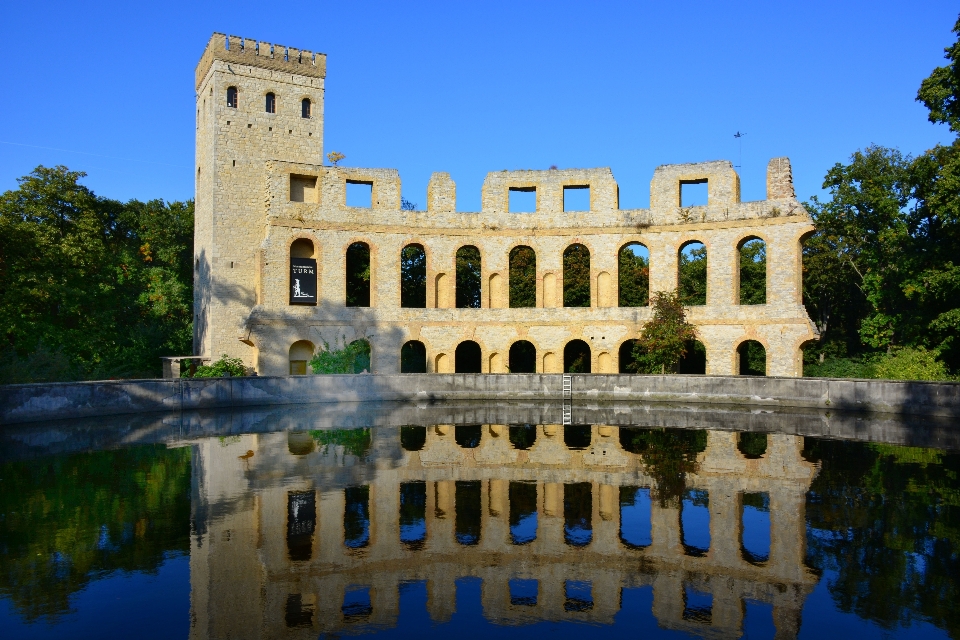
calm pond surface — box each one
[1,401,958,639]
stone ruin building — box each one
[194,33,818,377]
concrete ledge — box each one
[2,374,959,425]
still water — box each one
[1,401,958,639]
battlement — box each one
[195,32,326,90]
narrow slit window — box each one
[226,86,238,108]
[301,98,311,118]
[265,92,277,114]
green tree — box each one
[400,244,426,308]
[0,166,193,381]
[618,245,649,307]
[563,244,591,307]
[678,243,707,305]
[738,239,766,305]
[508,245,536,307]
[631,290,698,374]
[456,245,481,308]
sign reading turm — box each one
[290,259,317,305]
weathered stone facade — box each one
[195,33,818,377]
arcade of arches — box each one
[226,158,815,377]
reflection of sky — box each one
[509,579,537,606]
[510,512,537,545]
[620,488,652,548]
[564,522,592,547]
[400,520,426,545]
[741,495,771,563]
[681,490,711,554]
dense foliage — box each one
[509,245,537,307]
[803,18,960,376]
[678,243,707,305]
[455,245,481,308]
[0,444,192,621]
[400,244,426,308]
[309,338,371,374]
[563,244,591,307]
[739,239,766,305]
[345,242,371,307]
[0,166,193,382]
[619,427,707,505]
[618,245,649,307]
[310,428,372,458]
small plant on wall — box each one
[631,290,698,374]
[181,354,247,378]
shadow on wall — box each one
[193,247,409,377]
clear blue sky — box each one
[0,1,956,211]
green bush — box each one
[804,347,953,381]
[181,354,246,378]
[309,338,371,374]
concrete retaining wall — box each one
[2,374,959,425]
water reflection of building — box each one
[188,425,818,639]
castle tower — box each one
[194,33,326,362]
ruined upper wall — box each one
[195,32,326,90]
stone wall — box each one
[4,374,960,424]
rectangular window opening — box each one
[563,185,590,212]
[346,180,374,208]
[290,175,318,203]
[680,179,708,207]
[509,578,538,607]
[509,187,536,213]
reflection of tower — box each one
[187,425,819,639]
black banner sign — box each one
[290,258,318,305]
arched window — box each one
[226,86,238,108]
[455,246,481,308]
[455,480,482,545]
[678,241,707,305]
[400,340,427,373]
[455,340,482,373]
[677,340,707,374]
[738,432,768,458]
[564,482,593,547]
[344,486,370,549]
[345,242,371,307]
[508,341,537,373]
[564,339,591,373]
[399,481,427,548]
[347,339,371,373]
[289,340,315,375]
[286,490,316,561]
[509,246,536,307]
[618,243,649,307]
[738,238,767,305]
[265,92,277,113]
[563,244,590,307]
[737,340,766,375]
[400,244,426,308]
[301,98,311,118]
[455,425,482,448]
[618,339,641,373]
[509,480,538,545]
[400,426,426,451]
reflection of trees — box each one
[0,444,191,621]
[310,428,371,458]
[804,439,960,637]
[619,428,707,505]
[455,481,481,545]
[508,424,537,450]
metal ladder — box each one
[562,375,572,425]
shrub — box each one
[871,347,952,381]
[309,338,371,374]
[182,354,246,378]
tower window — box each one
[266,92,276,114]
[301,98,311,118]
[226,86,238,108]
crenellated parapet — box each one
[195,32,326,90]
